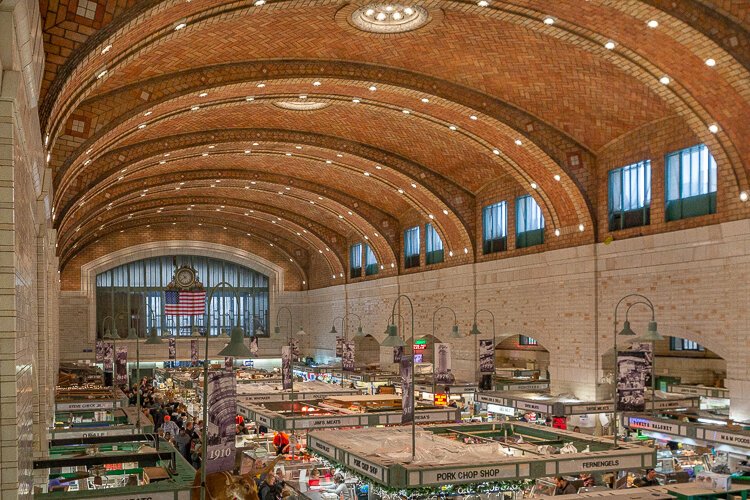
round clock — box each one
[175,267,196,288]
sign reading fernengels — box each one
[56,401,115,411]
[418,465,517,485]
[626,417,680,435]
[557,453,650,474]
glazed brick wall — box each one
[596,115,750,243]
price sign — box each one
[434,393,448,406]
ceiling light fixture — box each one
[254,0,265,5]
[313,81,322,86]
[101,44,112,54]
[514,139,523,146]
[554,174,561,181]
[543,17,555,25]
[246,96,255,101]
[647,19,659,28]
[555,228,561,237]
[352,98,361,103]
[530,182,537,189]
[421,98,429,103]
[604,41,616,50]
[578,224,585,232]
[96,68,108,79]
[659,76,671,85]
[199,92,208,97]
[448,125,457,131]
[708,123,719,134]
[705,58,716,67]
[191,106,200,111]
[257,83,266,88]
[368,86,377,91]
[477,0,489,6]
[740,191,749,202]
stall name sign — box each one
[557,453,648,474]
[348,375,363,381]
[508,383,549,391]
[566,403,613,414]
[56,401,114,411]
[309,438,334,457]
[434,393,447,406]
[703,430,750,449]
[347,455,384,480]
[486,404,516,416]
[516,401,549,412]
[652,399,696,409]
[477,394,508,405]
[421,465,516,485]
[295,416,361,429]
[627,417,680,434]
[256,415,272,427]
[54,428,135,439]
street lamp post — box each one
[612,293,660,448]
[381,294,416,462]
[330,313,364,386]
[471,309,496,387]
[431,307,460,399]
[200,282,252,500]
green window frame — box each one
[425,223,444,265]
[482,201,507,254]
[608,160,651,231]
[669,337,704,352]
[349,243,363,279]
[665,144,717,221]
[365,245,379,276]
[404,226,420,269]
[515,195,544,248]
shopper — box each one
[322,474,350,499]
[162,415,179,437]
[635,469,660,487]
[258,473,276,500]
[272,431,290,455]
[554,476,576,495]
[174,427,191,460]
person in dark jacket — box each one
[635,469,660,487]
[554,476,577,495]
[258,474,276,500]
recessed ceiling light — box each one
[336,154,342,157]
[208,145,215,149]
[254,0,265,5]
[442,209,449,215]
[578,224,585,232]
[469,115,477,120]
[428,214,434,219]
[175,22,187,30]
[368,86,377,91]
[96,68,108,79]
[647,19,659,28]
[411,183,417,188]
[253,142,259,146]
[463,248,468,254]
[352,98,361,103]
[397,188,404,194]
[257,83,266,88]
[364,172,371,176]
[421,98,429,103]
[705,58,716,67]
[295,145,302,149]
[514,139,523,146]
[199,92,208,97]
[325,160,332,164]
[402,109,411,114]
[554,174,561,181]
[448,125,457,131]
[164,153,170,157]
[338,215,344,219]
[604,41,616,50]
[244,150,251,154]
[101,44,112,54]
[312,81,321,86]
[246,96,255,101]
[543,17,555,25]
[477,0,489,6]
[191,106,200,111]
[659,76,671,85]
[708,123,719,133]
[554,228,561,237]
[285,187,291,190]
[318,197,323,200]
[251,181,256,184]
[143,111,152,116]
[530,182,537,189]
[740,191,749,202]
[138,124,147,129]
[202,153,209,156]
[285,153,292,156]
[299,95,307,99]
[492,149,500,155]
[375,165,382,169]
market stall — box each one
[666,383,731,415]
[307,422,655,495]
[236,380,360,403]
[32,434,194,498]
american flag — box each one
[165,290,206,316]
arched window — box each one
[96,256,270,337]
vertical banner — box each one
[632,342,653,388]
[342,341,355,371]
[205,370,237,474]
[479,340,495,373]
[393,346,404,364]
[168,338,176,360]
[433,343,455,384]
[115,346,128,385]
[95,340,105,362]
[250,336,259,357]
[281,346,292,390]
[289,339,300,358]
[224,357,234,371]
[190,340,199,366]
[335,337,343,357]
[616,348,648,412]
[103,343,114,372]
[401,355,414,424]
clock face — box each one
[175,268,195,288]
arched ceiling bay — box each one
[40,0,750,289]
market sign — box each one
[667,384,729,399]
[556,453,650,474]
[486,404,516,416]
[494,381,550,392]
[476,394,509,406]
[292,415,362,429]
[380,409,459,425]
[416,464,518,486]
[434,393,447,406]
[624,416,683,435]
[309,437,336,459]
[56,401,116,411]
[347,454,386,482]
[699,429,750,450]
[50,427,137,439]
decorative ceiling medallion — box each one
[349,4,430,33]
[274,101,331,111]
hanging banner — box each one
[616,348,649,412]
[479,339,495,373]
[205,370,237,474]
[632,342,653,387]
[95,340,105,362]
[224,357,234,371]
[289,339,300,358]
[401,354,414,424]
[282,346,292,390]
[115,346,128,385]
[393,346,404,364]
[434,343,455,384]
[335,337,343,358]
[168,338,176,360]
[190,340,199,366]
[342,341,355,371]
[250,336,259,357]
[103,343,114,372]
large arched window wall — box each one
[96,256,270,337]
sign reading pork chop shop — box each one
[419,465,517,485]
[556,453,649,474]
[346,454,386,482]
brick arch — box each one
[53,130,476,264]
[60,204,348,280]
[41,1,750,197]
